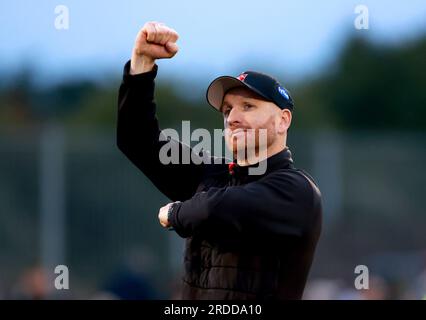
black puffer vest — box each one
[178,149,322,300]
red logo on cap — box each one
[237,73,247,82]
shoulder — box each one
[262,168,322,210]
[264,168,323,235]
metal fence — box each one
[1,125,425,299]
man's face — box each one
[221,87,289,158]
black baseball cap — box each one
[206,71,294,112]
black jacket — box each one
[116,61,322,300]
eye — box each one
[222,106,231,116]
[243,103,254,111]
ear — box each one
[277,109,292,134]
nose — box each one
[225,107,243,129]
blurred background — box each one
[1,0,425,299]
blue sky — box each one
[1,0,425,87]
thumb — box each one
[165,41,179,55]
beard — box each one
[225,127,276,161]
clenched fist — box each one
[130,22,179,75]
[158,202,173,228]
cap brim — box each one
[206,76,273,112]
[206,76,246,112]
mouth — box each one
[231,128,247,134]
[231,128,247,136]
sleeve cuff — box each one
[169,201,191,238]
[122,60,158,84]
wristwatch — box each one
[167,201,181,231]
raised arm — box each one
[117,22,208,201]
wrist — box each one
[130,52,155,75]
[167,201,181,231]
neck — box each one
[235,145,286,166]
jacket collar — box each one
[228,147,294,178]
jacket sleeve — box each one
[116,60,208,201]
[169,170,320,239]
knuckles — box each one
[135,21,179,58]
[142,21,178,43]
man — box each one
[117,22,322,300]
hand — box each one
[158,202,174,228]
[131,21,179,74]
